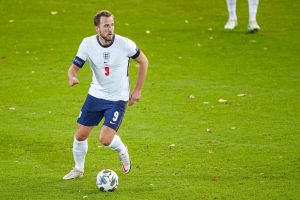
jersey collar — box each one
[96,34,115,48]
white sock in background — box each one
[73,137,88,172]
[248,0,259,22]
[108,135,126,154]
[226,0,237,21]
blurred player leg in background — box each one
[224,0,238,29]
[248,0,261,32]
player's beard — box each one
[100,32,113,43]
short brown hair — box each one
[94,10,113,26]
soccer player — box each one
[224,0,261,32]
[63,10,148,180]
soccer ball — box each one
[96,169,119,192]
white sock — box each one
[108,135,126,154]
[73,137,88,172]
[248,0,259,22]
[226,0,237,21]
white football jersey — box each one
[73,34,140,101]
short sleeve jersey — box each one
[73,34,140,101]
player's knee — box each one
[99,138,110,146]
[75,134,88,141]
[75,125,92,141]
[75,131,89,141]
[99,134,112,146]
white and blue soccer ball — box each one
[96,169,119,192]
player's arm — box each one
[128,51,148,106]
[68,64,80,86]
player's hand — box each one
[68,76,79,86]
[128,89,141,106]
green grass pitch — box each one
[0,0,299,199]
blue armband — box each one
[73,56,85,68]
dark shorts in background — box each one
[77,94,127,131]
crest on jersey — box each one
[103,52,110,61]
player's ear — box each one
[95,26,100,33]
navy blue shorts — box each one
[77,94,127,131]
